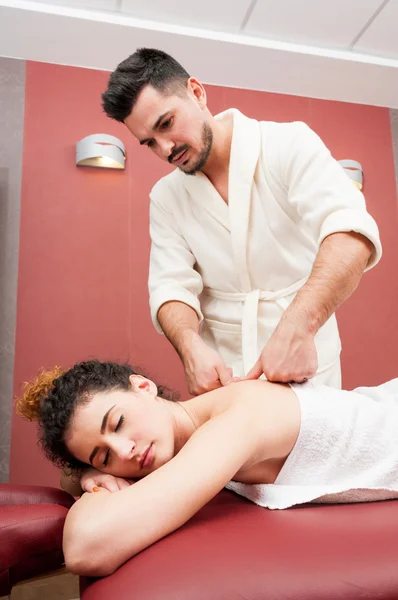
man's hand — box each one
[183,336,237,395]
[244,319,318,383]
[80,468,134,493]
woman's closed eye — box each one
[102,415,124,467]
[103,449,110,468]
[115,414,124,432]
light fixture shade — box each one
[76,134,126,169]
[338,159,363,190]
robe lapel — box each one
[228,110,261,292]
[179,170,230,232]
[178,109,261,289]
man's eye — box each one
[161,118,172,130]
[147,140,155,148]
[115,415,124,432]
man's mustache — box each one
[168,145,189,164]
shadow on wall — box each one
[390,109,398,195]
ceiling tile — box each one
[120,0,251,32]
[354,0,398,59]
[31,0,119,11]
[244,0,384,49]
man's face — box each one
[124,82,213,175]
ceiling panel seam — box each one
[349,0,390,48]
[239,0,258,31]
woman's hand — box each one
[80,467,134,493]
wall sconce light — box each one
[338,160,363,190]
[76,134,126,169]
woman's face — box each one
[66,376,176,478]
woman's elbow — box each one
[65,551,116,578]
[63,534,118,577]
[63,510,116,577]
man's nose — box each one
[158,138,174,160]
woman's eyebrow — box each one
[101,404,116,434]
[88,404,117,465]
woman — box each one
[17,360,398,577]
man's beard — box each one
[173,122,213,176]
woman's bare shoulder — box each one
[187,379,293,423]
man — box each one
[102,48,382,395]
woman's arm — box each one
[63,381,298,577]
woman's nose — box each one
[110,438,135,461]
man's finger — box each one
[289,376,309,384]
[189,383,207,396]
[218,365,233,386]
[242,358,263,380]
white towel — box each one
[226,379,398,509]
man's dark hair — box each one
[102,48,190,122]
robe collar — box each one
[177,108,261,291]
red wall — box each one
[10,61,398,486]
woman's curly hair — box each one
[16,360,176,473]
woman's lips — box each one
[140,443,153,470]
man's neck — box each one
[201,113,233,182]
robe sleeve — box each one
[148,189,204,334]
[280,121,382,270]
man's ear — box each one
[186,77,207,109]
[129,375,158,397]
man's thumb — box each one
[218,365,233,386]
[242,358,263,380]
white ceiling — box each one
[120,0,251,32]
[245,0,384,49]
[355,0,398,57]
[0,0,397,108]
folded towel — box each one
[226,379,398,509]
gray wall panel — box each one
[0,57,25,482]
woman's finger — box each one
[82,478,96,493]
[117,478,132,490]
[103,477,120,493]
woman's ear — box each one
[129,375,158,398]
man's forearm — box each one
[157,301,201,361]
[282,231,374,334]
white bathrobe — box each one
[149,109,382,386]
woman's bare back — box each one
[185,379,301,485]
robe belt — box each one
[204,277,308,374]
